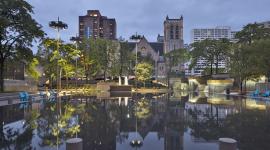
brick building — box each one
[79,10,116,40]
[164,15,184,53]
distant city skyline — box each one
[28,0,270,44]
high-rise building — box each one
[191,26,237,43]
[259,21,270,28]
[79,10,116,40]
[164,15,184,53]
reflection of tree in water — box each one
[223,110,270,150]
[188,107,270,150]
[135,98,151,120]
[187,108,222,141]
[37,102,82,148]
[79,99,118,150]
[0,106,39,150]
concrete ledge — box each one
[4,79,37,92]
[110,85,132,92]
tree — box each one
[213,39,230,74]
[80,37,119,81]
[190,39,230,75]
[227,23,270,93]
[118,42,134,77]
[0,0,44,91]
[228,44,253,94]
[37,39,80,88]
[236,23,270,45]
[26,58,41,80]
[135,62,153,87]
[164,48,189,88]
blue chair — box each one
[251,89,260,96]
[19,92,27,102]
[262,90,270,97]
[23,92,30,100]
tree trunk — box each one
[66,73,68,90]
[240,80,243,95]
[0,60,4,92]
[215,57,219,74]
[103,69,106,82]
[244,79,247,94]
[85,72,88,84]
[210,62,213,75]
[215,63,218,74]
[167,64,172,90]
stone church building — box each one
[127,15,184,79]
[128,36,167,78]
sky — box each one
[27,0,270,44]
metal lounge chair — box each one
[251,89,260,97]
[262,90,270,97]
[19,92,27,102]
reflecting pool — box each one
[1,92,270,150]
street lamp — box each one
[130,33,142,91]
[129,33,143,148]
[49,17,68,95]
[70,36,80,92]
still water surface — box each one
[1,92,270,150]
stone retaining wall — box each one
[4,79,37,92]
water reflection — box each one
[0,93,270,150]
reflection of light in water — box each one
[125,97,128,106]
[207,98,234,105]
[188,97,199,103]
[245,99,266,110]
[118,97,121,106]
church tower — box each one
[164,15,184,53]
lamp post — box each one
[130,33,142,91]
[129,33,143,148]
[49,17,68,95]
[70,36,80,92]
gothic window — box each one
[170,25,174,39]
[176,25,179,39]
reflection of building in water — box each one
[185,102,237,121]
[106,94,186,150]
[164,99,185,150]
[0,104,25,126]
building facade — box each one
[164,16,184,53]
[191,26,237,43]
[128,37,166,78]
[79,10,116,40]
[259,21,270,28]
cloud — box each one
[27,0,270,44]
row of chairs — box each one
[251,89,270,97]
[19,92,35,102]
[19,90,58,103]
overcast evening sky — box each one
[27,0,270,44]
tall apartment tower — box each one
[191,26,237,43]
[164,15,184,53]
[79,10,116,40]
